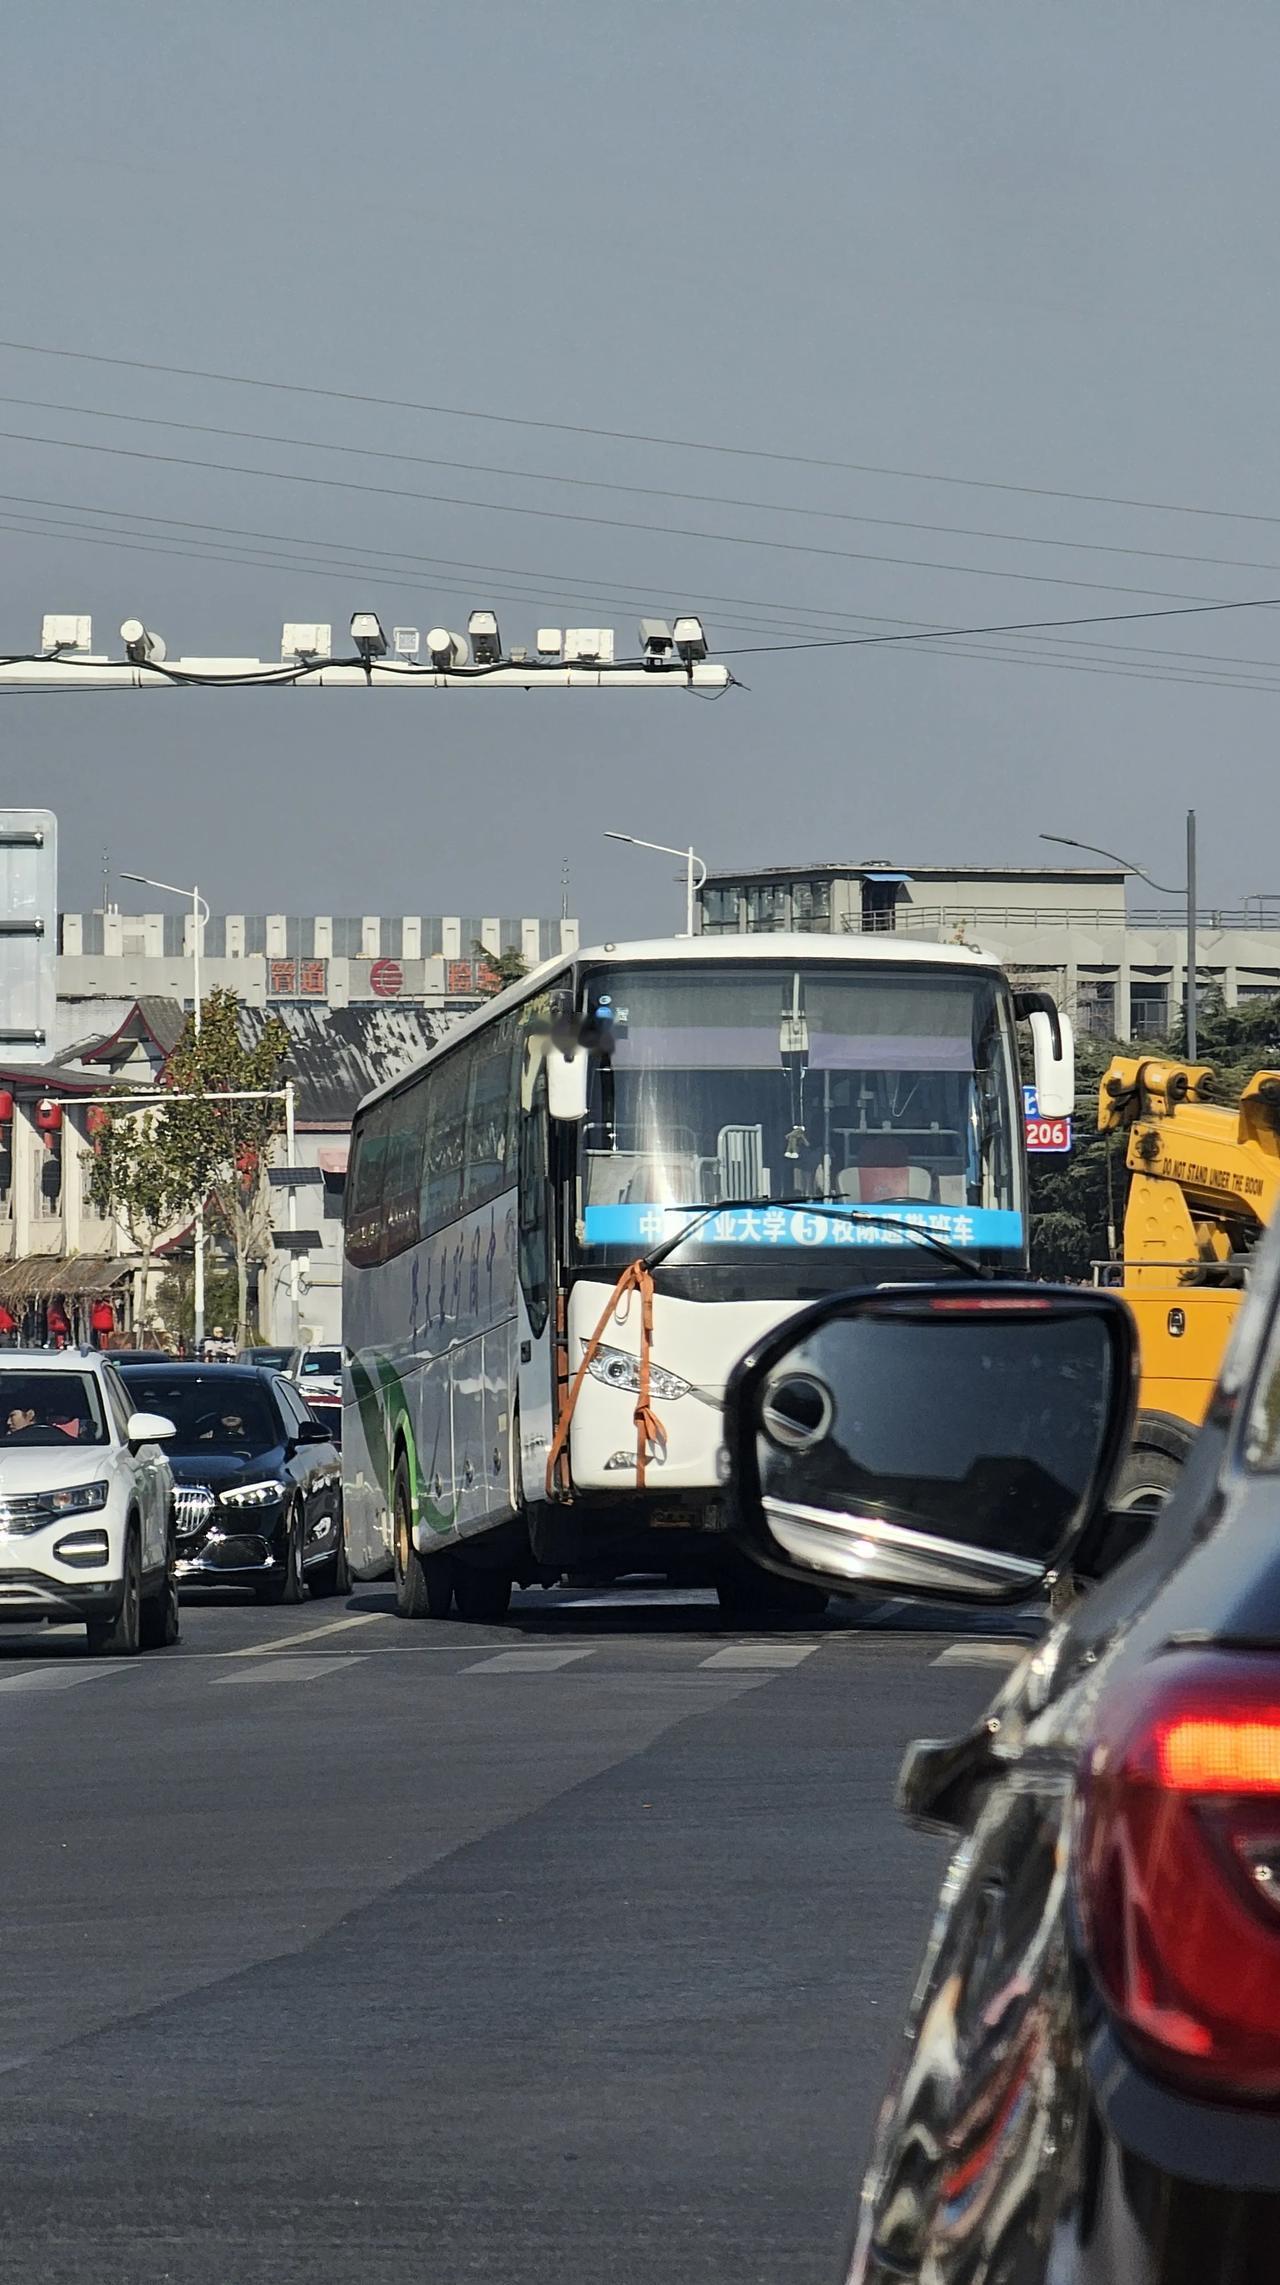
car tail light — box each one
[1078,1649,1280,2100]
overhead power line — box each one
[5,390,1280,580]
[2,334,1280,532]
[718,593,1280,656]
[0,426,1233,604]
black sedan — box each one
[724,1260,1280,2282]
[115,1362,346,1602]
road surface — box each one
[0,1584,1032,2284]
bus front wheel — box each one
[393,1459,454,1620]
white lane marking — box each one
[932,1642,1028,1669]
[213,1656,364,1686]
[226,1613,388,1657]
[699,1644,819,1670]
[463,1647,597,1674]
[0,1664,135,1695]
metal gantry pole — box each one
[1186,808,1198,1062]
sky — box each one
[3,0,1280,939]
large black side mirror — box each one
[723,1283,1137,1606]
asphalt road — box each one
[0,1583,1034,2285]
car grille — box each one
[174,1484,216,1538]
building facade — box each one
[56,908,579,1044]
[699,861,1280,1038]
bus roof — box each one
[354,931,1009,1119]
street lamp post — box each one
[603,831,707,938]
[120,870,211,1348]
[1041,811,1199,1061]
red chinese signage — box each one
[268,958,328,998]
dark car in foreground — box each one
[115,1362,346,1602]
[724,1258,1280,2282]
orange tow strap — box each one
[545,1259,667,1500]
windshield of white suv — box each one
[0,1372,110,1447]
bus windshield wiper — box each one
[640,1199,988,1278]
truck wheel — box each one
[1113,1445,1183,1514]
[454,1565,512,1624]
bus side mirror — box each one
[547,1045,591,1123]
[1018,996,1075,1118]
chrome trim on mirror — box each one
[761,1495,1045,1599]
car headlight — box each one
[219,1481,282,1509]
[582,1342,693,1403]
[49,1481,110,1516]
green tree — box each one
[1026,1028,1125,1281]
[87,1109,195,1339]
[1025,993,1280,1281]
[472,940,527,998]
[163,989,291,1345]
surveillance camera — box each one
[638,618,673,661]
[467,608,502,665]
[350,611,388,660]
[120,619,167,665]
[426,629,468,670]
[673,615,708,664]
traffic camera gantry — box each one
[0,611,731,691]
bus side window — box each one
[519,1060,550,1339]
[382,1079,423,1259]
[465,1014,518,1211]
[420,1048,470,1237]
[346,1100,391,1266]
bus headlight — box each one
[583,1343,694,1402]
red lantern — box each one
[86,1106,110,1136]
[0,1091,13,1125]
[236,1146,259,1177]
[91,1300,115,1335]
[0,1307,15,1333]
[35,1099,63,1140]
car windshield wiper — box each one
[639,1198,988,1279]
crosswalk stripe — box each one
[699,1644,819,1670]
[226,1613,387,1657]
[0,1664,135,1695]
[932,1642,1027,1669]
[213,1656,364,1686]
[462,1647,597,1674]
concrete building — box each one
[56,908,579,1049]
[699,860,1280,1038]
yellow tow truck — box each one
[1097,1054,1280,1502]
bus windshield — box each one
[578,961,1023,1260]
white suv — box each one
[0,1351,179,1654]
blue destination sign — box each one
[583,1203,1025,1250]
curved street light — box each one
[1040,813,1199,1058]
[604,831,707,937]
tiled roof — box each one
[238,1003,450,1127]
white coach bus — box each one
[341,935,1072,1620]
